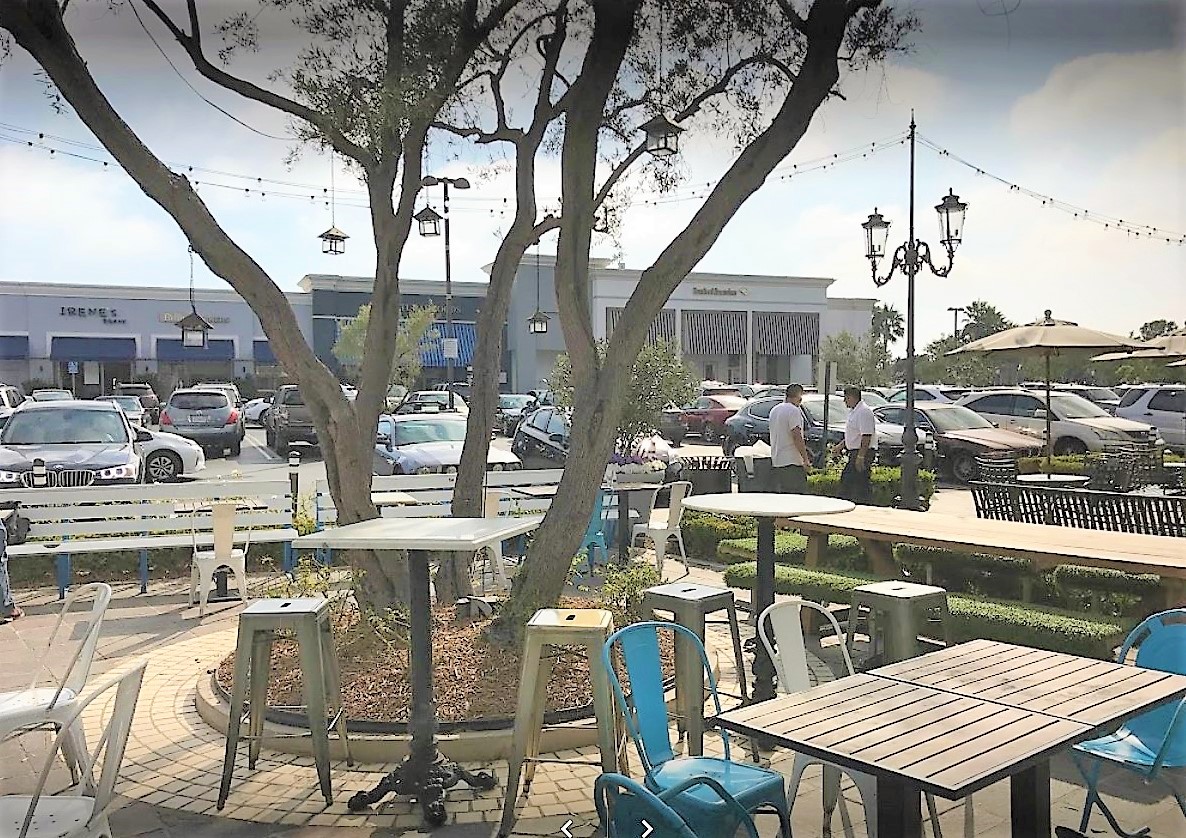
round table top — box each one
[1016,473,1091,485]
[681,492,855,518]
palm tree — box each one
[871,303,905,355]
[961,301,1014,342]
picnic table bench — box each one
[5,479,296,598]
[971,481,1186,537]
[788,505,1186,610]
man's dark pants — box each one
[839,449,873,504]
[773,464,808,494]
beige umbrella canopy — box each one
[948,310,1145,469]
[1091,328,1186,362]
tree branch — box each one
[775,0,808,32]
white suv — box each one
[1116,386,1185,453]
[956,388,1161,455]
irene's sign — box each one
[691,286,747,296]
[160,312,231,325]
[59,306,127,324]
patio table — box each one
[681,493,855,700]
[1016,473,1091,488]
[712,639,1186,838]
[291,515,543,823]
[371,490,420,507]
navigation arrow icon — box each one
[641,819,653,838]
[560,819,574,838]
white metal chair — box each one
[0,659,147,838]
[0,582,113,784]
[190,502,249,617]
[632,480,691,576]
[758,600,942,838]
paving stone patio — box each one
[3,547,1185,837]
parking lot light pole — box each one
[419,176,471,411]
[861,115,968,510]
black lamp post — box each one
[948,306,967,340]
[861,115,968,511]
[418,177,470,410]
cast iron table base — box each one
[346,754,496,824]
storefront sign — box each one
[691,286,747,297]
[159,312,231,325]
[59,305,127,324]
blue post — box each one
[139,549,149,594]
[55,553,71,600]
[282,541,293,574]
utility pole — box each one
[948,306,966,341]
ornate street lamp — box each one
[417,176,469,411]
[639,113,683,158]
[860,114,969,511]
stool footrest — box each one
[522,757,605,767]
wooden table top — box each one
[292,515,544,551]
[683,492,854,519]
[712,640,1186,799]
[788,506,1186,578]
[371,490,420,506]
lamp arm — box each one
[918,239,956,278]
[872,242,908,287]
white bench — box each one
[4,480,297,599]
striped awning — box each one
[682,310,747,356]
[606,308,676,344]
[753,311,820,356]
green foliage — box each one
[821,331,890,388]
[895,543,1037,600]
[724,562,1128,659]
[716,533,865,571]
[807,466,936,507]
[1016,455,1093,475]
[681,512,757,561]
[597,560,662,623]
[1137,320,1179,342]
[331,304,438,389]
[551,339,698,453]
[293,494,318,536]
[1053,565,1161,596]
[871,303,904,355]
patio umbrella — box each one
[1090,328,1186,362]
[947,310,1145,469]
[1170,358,1186,368]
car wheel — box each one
[952,452,977,484]
[229,439,242,457]
[702,423,721,444]
[145,450,182,483]
[1054,437,1087,456]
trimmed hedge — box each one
[1053,565,1161,596]
[723,562,1129,659]
[717,533,865,571]
[807,466,936,508]
[682,512,757,561]
[894,543,1038,601]
[1016,455,1095,476]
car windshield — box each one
[109,396,142,411]
[118,386,150,395]
[33,390,72,401]
[500,395,533,409]
[924,406,995,432]
[2,408,128,444]
[1083,387,1119,401]
[1050,393,1110,419]
[862,391,888,406]
[801,396,849,423]
[171,392,228,410]
[393,419,467,445]
[281,389,304,406]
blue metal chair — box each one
[578,489,611,575]
[594,772,759,838]
[602,622,792,838]
[1072,608,1186,837]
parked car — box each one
[242,391,274,426]
[397,391,470,415]
[511,406,570,469]
[114,382,161,423]
[373,413,521,475]
[140,428,206,482]
[0,400,149,487]
[527,388,555,406]
[266,385,317,451]
[658,405,686,446]
[100,394,149,427]
[30,389,74,402]
[955,388,1161,455]
[495,393,537,436]
[886,385,970,404]
[0,384,26,425]
[1115,385,1185,453]
[874,402,1043,482]
[431,382,472,402]
[160,388,245,457]
[835,388,888,407]
[1051,384,1122,415]
[200,382,243,407]
[674,394,748,444]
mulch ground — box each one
[214,597,674,724]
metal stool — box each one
[641,582,749,756]
[218,598,352,809]
[498,608,628,838]
[847,580,951,666]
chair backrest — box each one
[40,582,113,701]
[584,489,609,541]
[211,502,236,560]
[594,772,759,838]
[1116,609,1186,767]
[484,488,503,518]
[16,659,147,838]
[975,455,1018,483]
[665,481,692,530]
[602,621,730,776]
[758,600,855,695]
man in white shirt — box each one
[768,384,813,493]
[834,385,878,503]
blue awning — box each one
[0,336,29,360]
[50,336,137,361]
[155,338,236,361]
[253,340,276,364]
[420,321,476,367]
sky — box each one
[0,0,1183,350]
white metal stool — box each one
[847,580,952,666]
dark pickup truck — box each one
[266,385,318,451]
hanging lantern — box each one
[178,310,213,348]
[318,226,349,255]
[639,114,683,158]
[935,188,969,250]
[414,206,443,237]
[527,309,550,335]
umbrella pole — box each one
[1045,353,1053,472]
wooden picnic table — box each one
[712,640,1186,838]
[787,506,1186,608]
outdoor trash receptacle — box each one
[681,456,733,495]
[734,451,776,492]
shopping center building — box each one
[0,260,873,396]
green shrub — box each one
[1016,455,1098,475]
[599,560,663,623]
[1053,565,1161,596]
[724,562,1127,659]
[717,533,865,571]
[681,512,757,561]
[806,466,935,507]
[895,543,1037,600]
